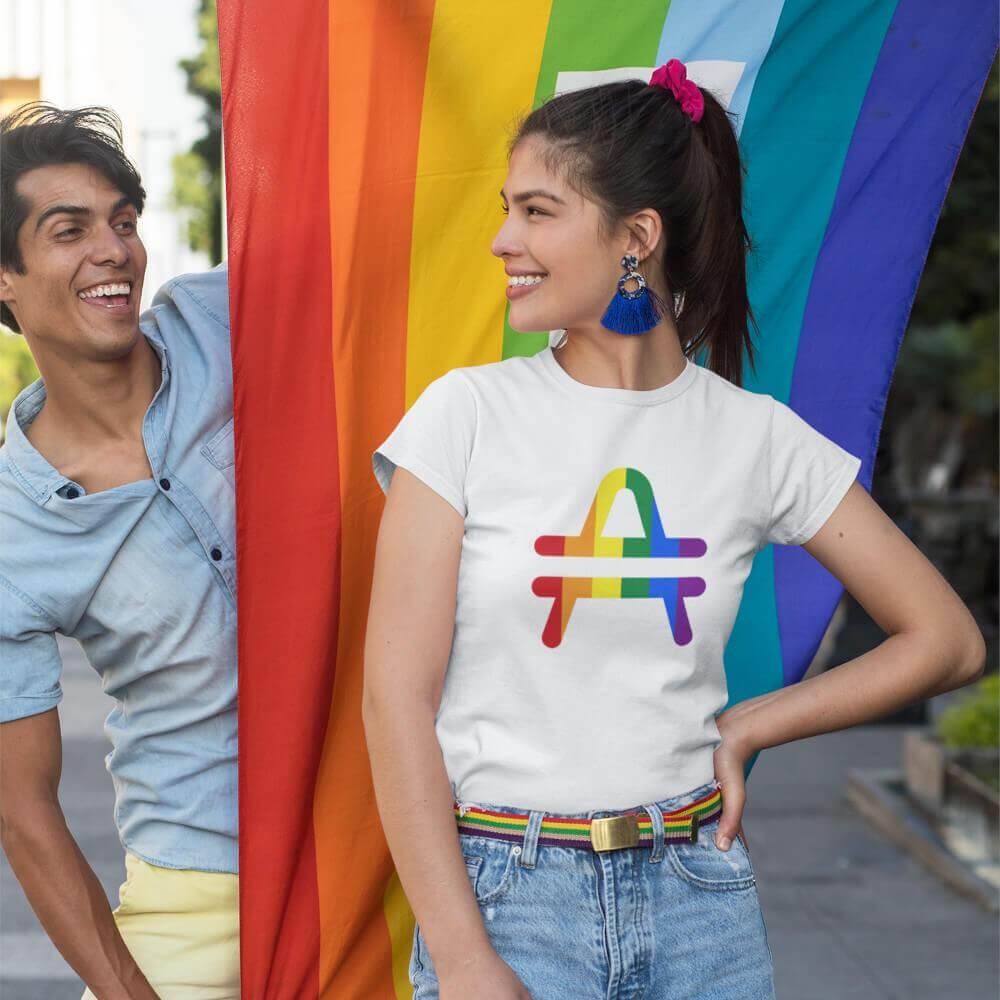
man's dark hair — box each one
[1,103,146,332]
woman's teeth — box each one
[507,274,547,287]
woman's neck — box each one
[552,317,687,391]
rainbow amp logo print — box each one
[533,468,707,648]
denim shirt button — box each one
[159,478,171,491]
[210,547,223,561]
[65,486,80,500]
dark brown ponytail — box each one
[511,77,758,387]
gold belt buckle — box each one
[590,813,640,852]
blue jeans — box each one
[409,779,776,999]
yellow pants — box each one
[81,852,240,1000]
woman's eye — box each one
[499,204,545,217]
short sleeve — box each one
[372,370,477,517]
[0,575,62,723]
[764,398,862,546]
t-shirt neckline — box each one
[537,344,698,407]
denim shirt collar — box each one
[3,321,170,506]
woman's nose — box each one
[491,218,520,259]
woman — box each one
[362,60,985,1000]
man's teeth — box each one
[79,282,131,299]
[508,274,547,287]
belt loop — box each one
[642,803,665,863]
[519,810,544,870]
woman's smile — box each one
[505,272,548,301]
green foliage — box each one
[171,0,223,263]
[897,315,1000,418]
[172,150,216,259]
[0,327,40,427]
[935,674,1000,749]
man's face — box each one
[0,162,147,363]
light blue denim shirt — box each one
[0,265,238,873]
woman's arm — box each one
[362,468,531,999]
[720,480,986,756]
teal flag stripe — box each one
[739,0,901,403]
[726,0,900,714]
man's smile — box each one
[77,280,133,314]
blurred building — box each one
[0,0,211,305]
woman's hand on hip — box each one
[711,712,756,852]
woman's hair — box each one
[1,103,146,332]
[510,78,758,387]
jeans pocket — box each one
[409,844,521,994]
[667,827,756,891]
[460,837,521,905]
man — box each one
[0,104,239,999]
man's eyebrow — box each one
[499,188,567,206]
[34,197,136,233]
[35,204,90,232]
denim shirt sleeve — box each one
[151,262,230,334]
[0,574,62,723]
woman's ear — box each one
[625,208,664,262]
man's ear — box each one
[0,269,22,334]
[0,268,14,303]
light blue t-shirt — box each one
[0,265,237,873]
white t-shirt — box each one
[372,346,861,812]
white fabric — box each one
[373,347,861,812]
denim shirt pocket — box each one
[201,417,235,472]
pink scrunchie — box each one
[649,58,704,123]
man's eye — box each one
[116,220,137,232]
[56,227,82,238]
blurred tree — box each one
[172,0,223,265]
[0,330,40,432]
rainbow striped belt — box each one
[454,786,723,853]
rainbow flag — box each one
[217,1,996,995]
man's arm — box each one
[0,709,159,999]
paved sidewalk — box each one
[746,726,998,999]
[2,642,996,998]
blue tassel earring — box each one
[600,254,660,335]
